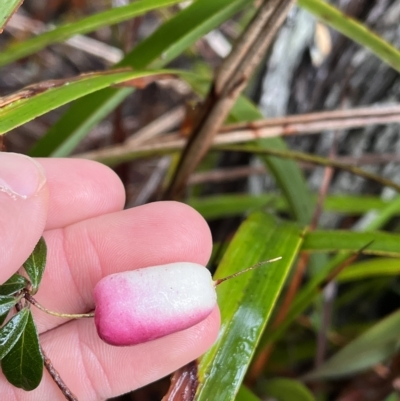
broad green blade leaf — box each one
[0,296,20,316]
[0,0,184,67]
[303,309,400,380]
[236,386,261,401]
[302,230,400,258]
[0,0,22,33]
[2,310,43,391]
[230,96,314,225]
[258,378,315,401]
[194,212,304,401]
[298,0,400,73]
[0,70,172,135]
[0,274,29,296]
[338,258,400,282]
[23,237,47,294]
[0,309,29,360]
[256,196,400,354]
[29,0,252,157]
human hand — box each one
[0,153,220,400]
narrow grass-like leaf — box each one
[188,194,397,220]
[0,309,29,360]
[188,194,280,220]
[303,309,400,380]
[0,0,22,33]
[2,310,43,391]
[298,0,400,73]
[302,230,400,258]
[0,0,184,67]
[230,96,314,225]
[0,274,29,296]
[194,212,303,401]
[338,258,400,282]
[256,196,400,355]
[258,378,315,401]
[0,296,20,316]
[22,237,47,294]
[0,70,173,135]
[30,0,251,157]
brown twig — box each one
[74,105,400,165]
[313,133,339,368]
[41,345,79,401]
[162,0,296,199]
[220,144,400,193]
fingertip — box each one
[37,158,126,229]
[0,153,49,283]
[139,201,213,266]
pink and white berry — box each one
[93,262,217,346]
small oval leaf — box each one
[23,237,47,294]
[0,274,29,296]
[0,296,19,316]
[2,310,44,391]
[0,309,29,360]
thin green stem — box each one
[24,292,94,319]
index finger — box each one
[36,158,125,230]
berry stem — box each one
[214,257,282,286]
[24,292,95,319]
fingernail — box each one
[0,153,46,199]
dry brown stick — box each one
[220,144,400,193]
[188,152,400,185]
[162,0,296,200]
[41,346,79,401]
[313,134,339,368]
[75,106,400,165]
[220,104,400,131]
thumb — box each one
[0,153,49,283]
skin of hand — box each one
[0,152,220,401]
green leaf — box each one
[230,96,314,225]
[0,70,174,136]
[338,258,400,282]
[257,195,400,353]
[0,274,29,296]
[29,0,252,157]
[0,296,20,316]
[23,237,47,294]
[258,378,315,401]
[298,0,400,73]
[236,386,261,401]
[302,230,400,258]
[0,0,22,33]
[303,309,400,380]
[0,309,29,360]
[188,194,281,220]
[194,212,304,401]
[2,310,43,391]
[0,0,185,67]
[188,194,399,220]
